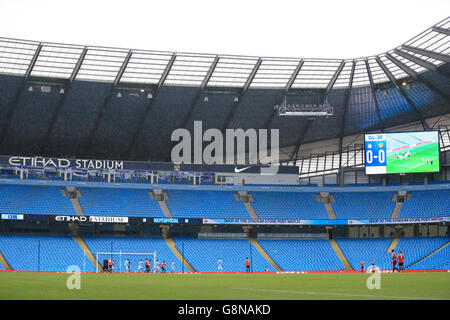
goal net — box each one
[95,251,157,273]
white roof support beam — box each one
[385,53,418,78]
[326,60,345,94]
[393,49,437,71]
[243,58,262,92]
[401,45,450,64]
[69,47,88,82]
[201,55,220,90]
[432,26,450,36]
[157,53,177,90]
[284,60,304,93]
[114,50,133,86]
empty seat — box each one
[251,192,329,219]
[258,239,344,271]
[332,192,395,219]
[0,184,76,215]
[78,187,165,217]
[337,238,392,270]
[174,237,275,272]
[0,234,88,271]
[399,190,450,218]
[166,190,250,219]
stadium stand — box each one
[78,187,165,217]
[251,191,329,219]
[0,234,88,271]
[411,245,449,270]
[0,184,76,215]
[0,234,447,272]
[395,237,449,268]
[258,239,344,271]
[83,236,185,272]
[336,238,393,270]
[173,237,276,272]
[331,192,396,219]
[165,190,251,219]
[398,190,450,218]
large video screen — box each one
[365,131,440,175]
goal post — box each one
[95,251,157,273]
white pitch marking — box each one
[232,287,447,300]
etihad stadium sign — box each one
[54,216,129,223]
[7,156,124,170]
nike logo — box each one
[234,166,251,173]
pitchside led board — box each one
[365,131,440,175]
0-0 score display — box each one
[365,134,387,174]
[365,131,440,175]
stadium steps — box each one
[61,187,85,216]
[72,236,101,271]
[391,202,403,219]
[164,237,196,272]
[386,237,400,252]
[323,203,337,219]
[248,238,282,271]
[0,250,12,270]
[315,194,336,219]
[244,202,259,219]
[71,198,85,216]
[406,241,450,269]
[329,239,353,270]
[148,191,173,218]
[158,200,173,218]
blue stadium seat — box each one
[166,190,251,219]
[395,237,449,269]
[78,187,165,217]
[332,192,395,219]
[251,192,329,219]
[258,239,344,271]
[173,237,276,272]
[0,234,89,271]
[399,190,450,218]
[0,184,76,215]
[336,238,392,270]
[411,245,449,270]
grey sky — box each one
[0,0,449,59]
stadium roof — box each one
[0,17,449,164]
[0,18,449,89]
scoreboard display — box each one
[365,131,440,175]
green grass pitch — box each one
[386,142,439,174]
[0,272,449,300]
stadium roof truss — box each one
[0,17,449,166]
[0,18,448,91]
